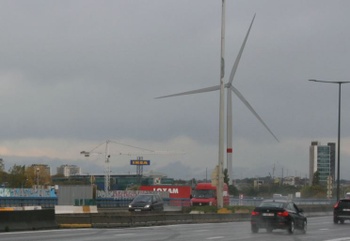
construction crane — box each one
[80,140,183,193]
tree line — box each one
[0,159,51,188]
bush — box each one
[190,206,218,213]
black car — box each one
[128,194,164,212]
[334,199,350,224]
[251,199,307,234]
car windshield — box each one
[192,190,216,198]
[133,195,152,203]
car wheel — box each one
[288,220,295,234]
[334,217,339,224]
[340,219,345,224]
[251,224,259,233]
[301,220,307,234]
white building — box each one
[57,165,81,177]
[283,176,296,186]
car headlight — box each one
[128,205,132,208]
[145,204,150,208]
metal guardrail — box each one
[230,197,336,207]
[94,197,336,208]
[95,198,190,208]
[0,197,57,208]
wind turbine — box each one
[156,14,279,184]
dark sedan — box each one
[250,199,307,234]
[128,194,164,212]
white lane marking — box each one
[324,238,350,241]
[207,237,224,240]
[114,233,135,237]
[0,229,94,236]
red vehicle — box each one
[191,183,229,206]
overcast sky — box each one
[0,0,349,180]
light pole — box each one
[309,79,350,201]
[36,168,40,188]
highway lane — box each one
[0,216,349,241]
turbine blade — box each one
[231,85,279,142]
[155,85,220,99]
[228,14,256,84]
[309,79,350,84]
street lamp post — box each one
[36,168,40,188]
[309,79,350,201]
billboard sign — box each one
[130,160,150,165]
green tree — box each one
[0,158,4,172]
[26,166,52,187]
[223,168,230,186]
[300,185,326,198]
[0,158,6,185]
[229,184,239,196]
[8,164,27,188]
[312,171,320,186]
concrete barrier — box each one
[0,206,42,211]
[0,204,331,231]
[56,205,333,229]
[0,209,57,232]
[55,205,98,214]
[56,212,252,228]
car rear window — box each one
[259,202,284,208]
[339,200,350,207]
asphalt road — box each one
[0,216,349,241]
